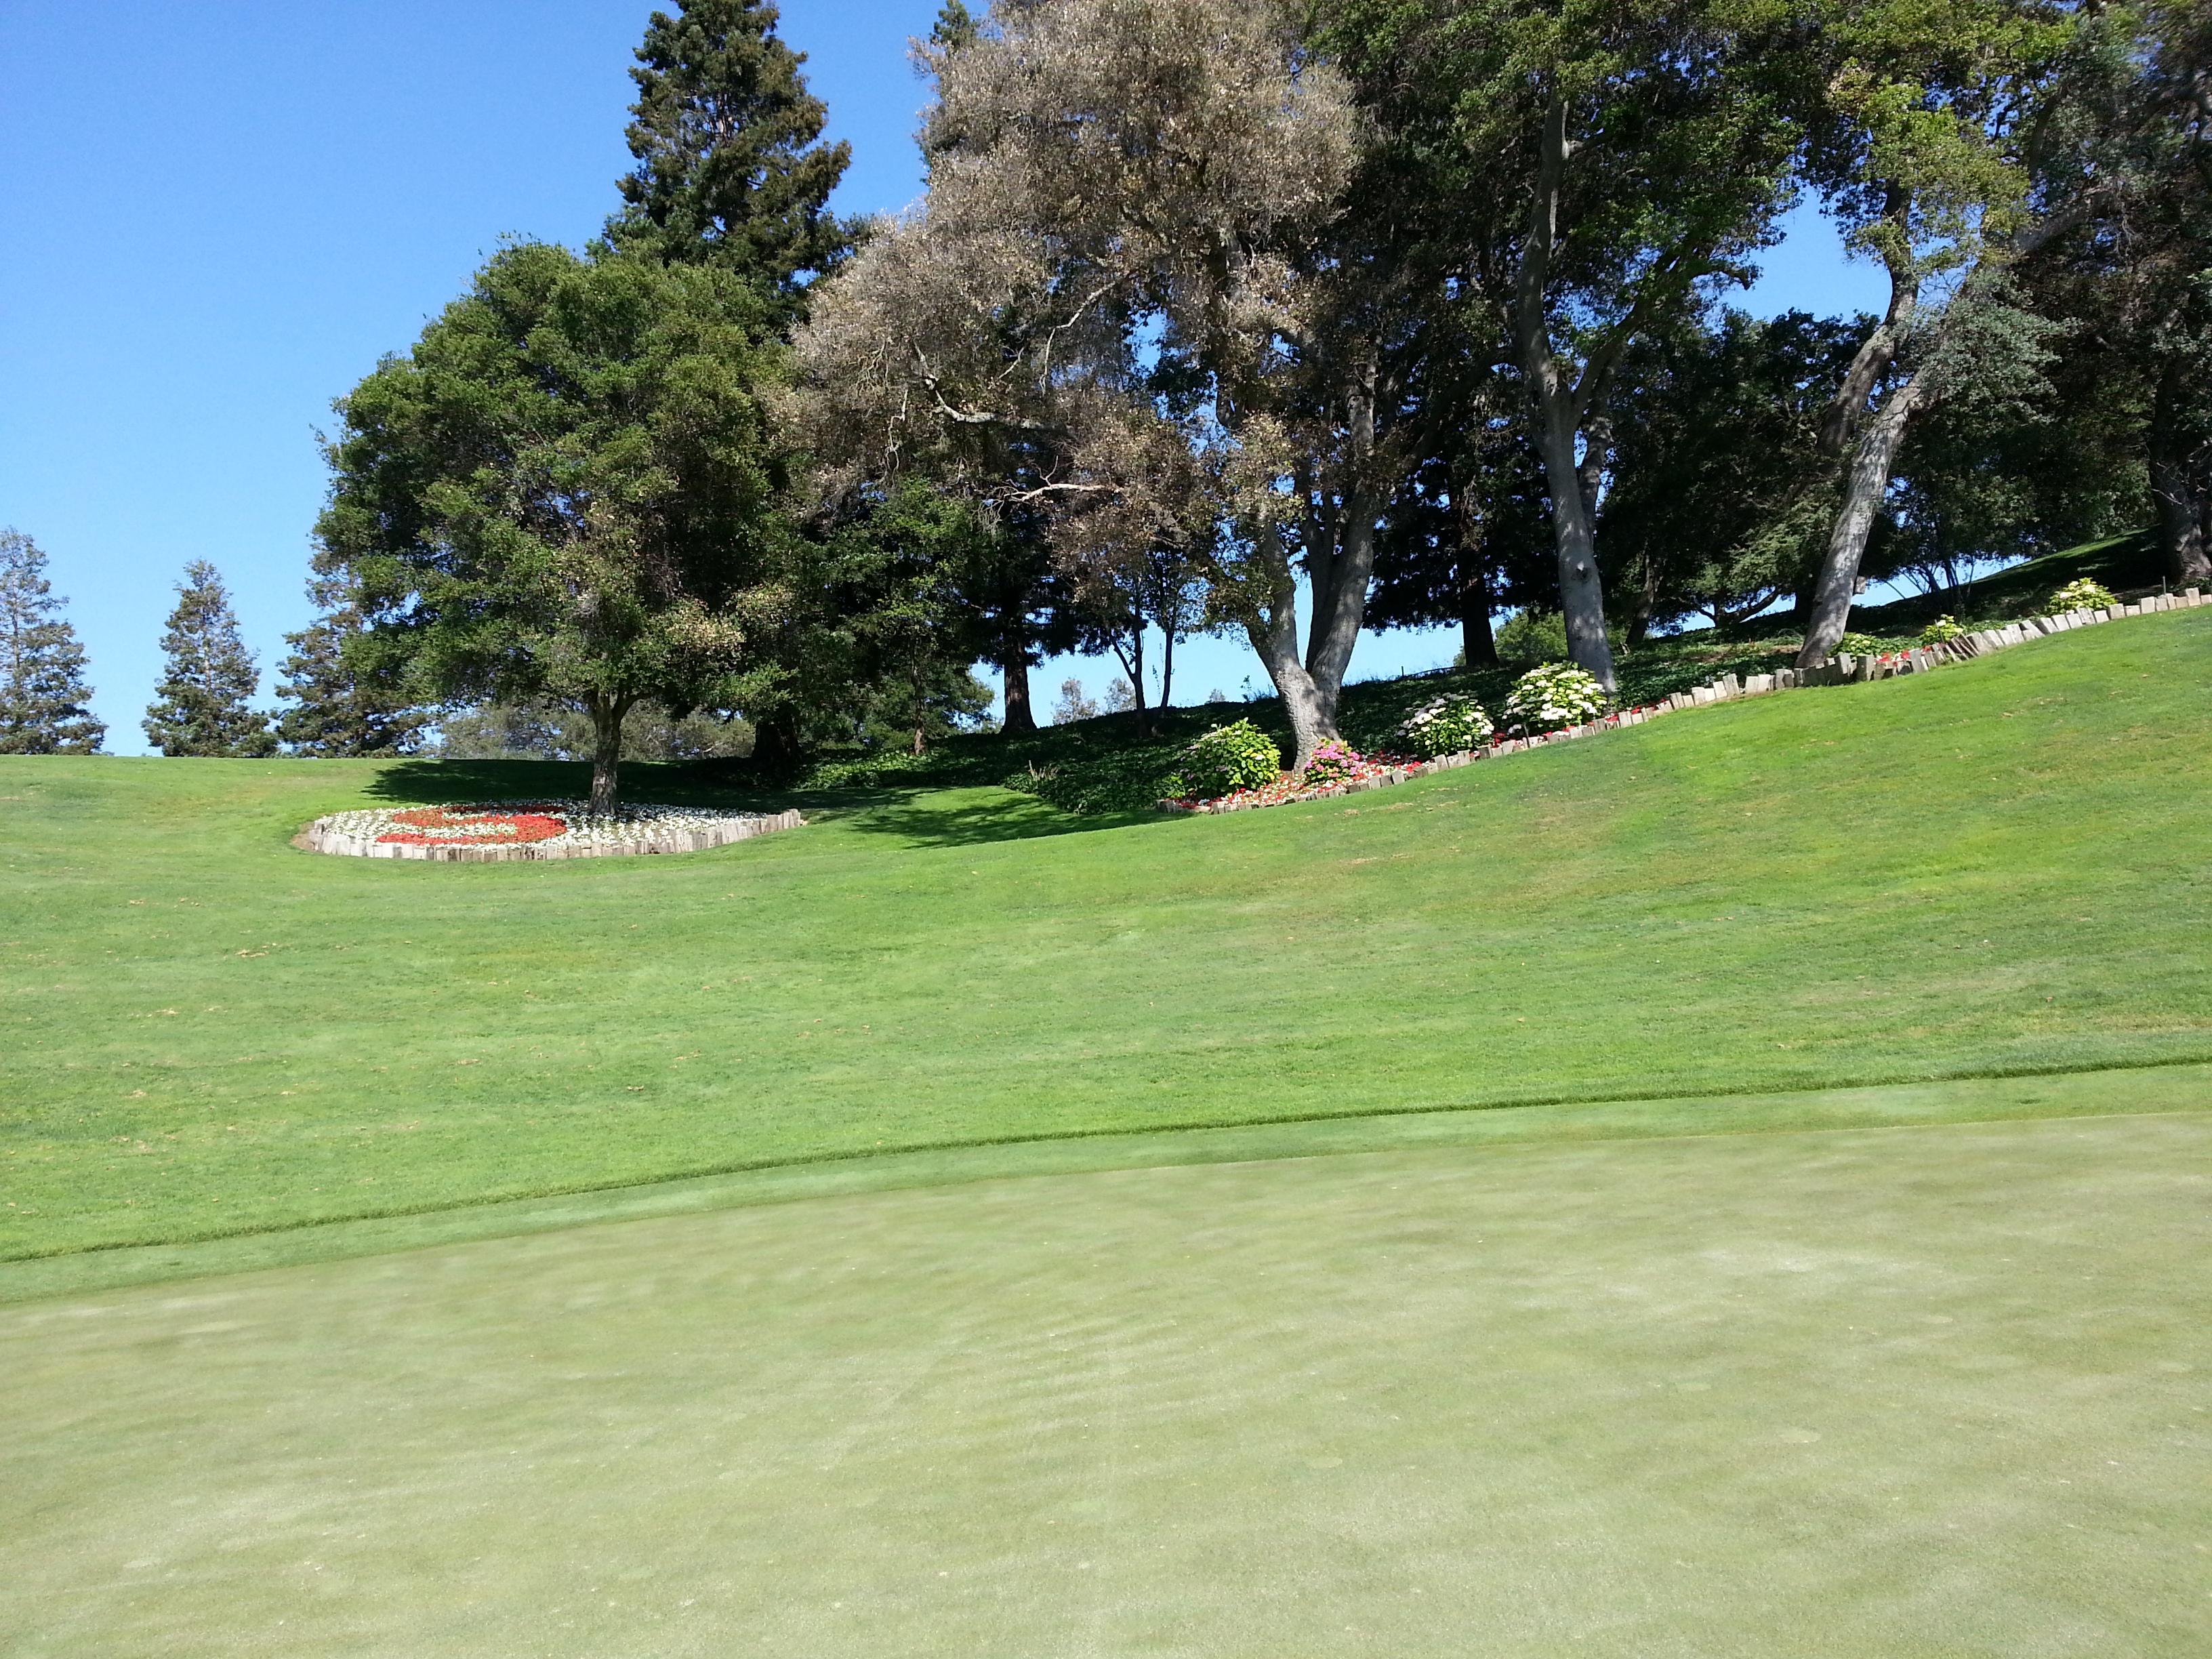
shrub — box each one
[1174,718,1282,799]
[1494,609,1569,668]
[1919,615,1968,645]
[1502,662,1608,731]
[1010,751,1183,815]
[2050,577,2116,613]
[1393,693,1494,758]
[1300,738,1363,786]
[1837,631,1882,657]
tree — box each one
[1052,678,1099,724]
[609,0,856,316]
[0,529,104,754]
[143,560,274,757]
[318,243,788,812]
[434,699,754,761]
[273,564,430,756]
[1597,311,1873,636]
[2021,0,2212,585]
[1790,0,2083,665]
[796,0,1368,766]
[1330,0,1809,689]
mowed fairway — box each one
[5,1106,2208,1657]
[5,611,2212,1267]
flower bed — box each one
[1160,584,2209,817]
[301,800,805,861]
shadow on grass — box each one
[818,787,1159,847]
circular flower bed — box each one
[302,800,804,861]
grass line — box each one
[10,1051,2211,1267]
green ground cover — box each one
[4,607,2209,1267]
[5,1105,2206,1656]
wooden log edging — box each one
[302,807,806,862]
[1160,587,2207,815]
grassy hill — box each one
[7,590,2211,1658]
[5,603,2209,1270]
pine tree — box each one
[273,565,429,756]
[608,0,855,311]
[0,529,105,754]
[143,560,275,757]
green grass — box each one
[5,1104,2207,1656]
[5,607,2211,1267]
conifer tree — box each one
[143,560,275,757]
[0,528,105,754]
[609,0,855,312]
[273,564,429,756]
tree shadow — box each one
[364,756,801,811]
[815,785,1160,848]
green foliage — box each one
[1393,693,1494,758]
[609,0,854,314]
[0,529,103,755]
[1494,610,1569,669]
[1010,749,1182,815]
[2051,578,2117,612]
[1599,311,1872,632]
[273,567,430,758]
[142,560,274,758]
[317,241,787,800]
[1174,718,1282,800]
[1919,615,1969,644]
[1502,663,1608,731]
[434,700,753,762]
[1837,632,1883,657]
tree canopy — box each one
[0,529,104,756]
[318,243,788,810]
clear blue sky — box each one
[0,1,1885,752]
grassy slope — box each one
[5,608,2211,1261]
[6,1110,2207,1656]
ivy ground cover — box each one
[4,608,2212,1265]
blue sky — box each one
[0,1,1886,751]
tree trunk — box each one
[587,692,631,815]
[1454,493,1499,666]
[2150,364,2212,586]
[1531,394,1618,689]
[1460,567,1498,666]
[1797,375,1927,668]
[1515,98,1617,692]
[1304,486,1379,724]
[1160,621,1176,712]
[1000,642,1038,735]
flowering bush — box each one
[1172,719,1282,800]
[2050,577,2116,612]
[1502,662,1607,731]
[1393,693,1494,758]
[1919,615,1968,645]
[1300,738,1363,786]
[1837,632,1883,657]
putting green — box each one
[6,1103,2207,1656]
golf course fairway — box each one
[5,1100,2207,1656]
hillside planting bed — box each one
[1166,586,2208,815]
[302,800,804,861]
